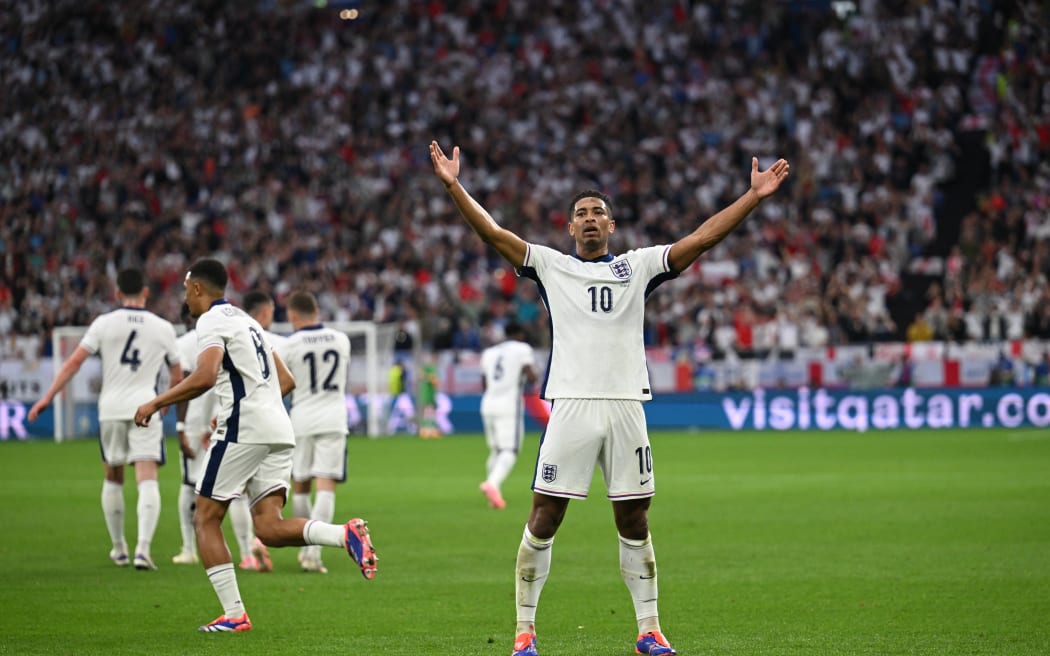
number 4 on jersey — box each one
[120,330,142,371]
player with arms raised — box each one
[133,259,377,633]
[29,268,182,571]
[430,140,789,656]
[278,290,353,574]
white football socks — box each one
[304,491,337,562]
[312,490,335,523]
[487,450,518,490]
[228,497,254,559]
[619,533,661,633]
[206,563,246,618]
[177,484,196,554]
[292,492,312,520]
[515,526,553,634]
[135,479,160,558]
[101,480,126,551]
[303,519,344,547]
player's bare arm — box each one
[667,157,790,273]
[430,140,528,268]
[273,350,296,397]
[175,397,194,458]
[27,346,91,422]
[133,346,223,426]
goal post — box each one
[50,321,400,440]
[51,326,91,442]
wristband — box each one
[175,421,186,432]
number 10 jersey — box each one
[518,243,676,402]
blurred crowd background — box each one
[1,0,1048,363]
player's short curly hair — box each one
[568,189,613,220]
[187,258,228,293]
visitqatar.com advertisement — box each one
[8,387,1050,440]
[642,387,1050,432]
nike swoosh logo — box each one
[521,576,541,583]
[640,478,651,485]
[640,575,655,580]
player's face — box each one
[183,275,207,318]
[568,197,615,253]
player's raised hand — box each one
[750,157,790,199]
[430,140,460,188]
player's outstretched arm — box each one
[667,157,790,273]
[27,346,91,422]
[134,347,222,426]
[430,140,527,268]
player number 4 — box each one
[120,331,142,372]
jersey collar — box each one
[300,324,324,331]
[210,298,231,308]
[571,252,615,263]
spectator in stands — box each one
[906,314,935,343]
[1,0,1047,363]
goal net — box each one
[50,321,401,440]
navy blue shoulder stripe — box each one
[644,270,679,299]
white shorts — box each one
[178,425,211,486]
[99,420,164,466]
[196,440,292,507]
[291,432,347,483]
[482,412,525,453]
[532,398,655,500]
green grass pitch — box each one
[1,428,1048,655]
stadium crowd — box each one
[1,0,1048,362]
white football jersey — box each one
[176,329,217,434]
[278,325,351,437]
[480,339,535,416]
[264,330,288,351]
[80,307,179,421]
[195,300,294,445]
[519,243,675,400]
